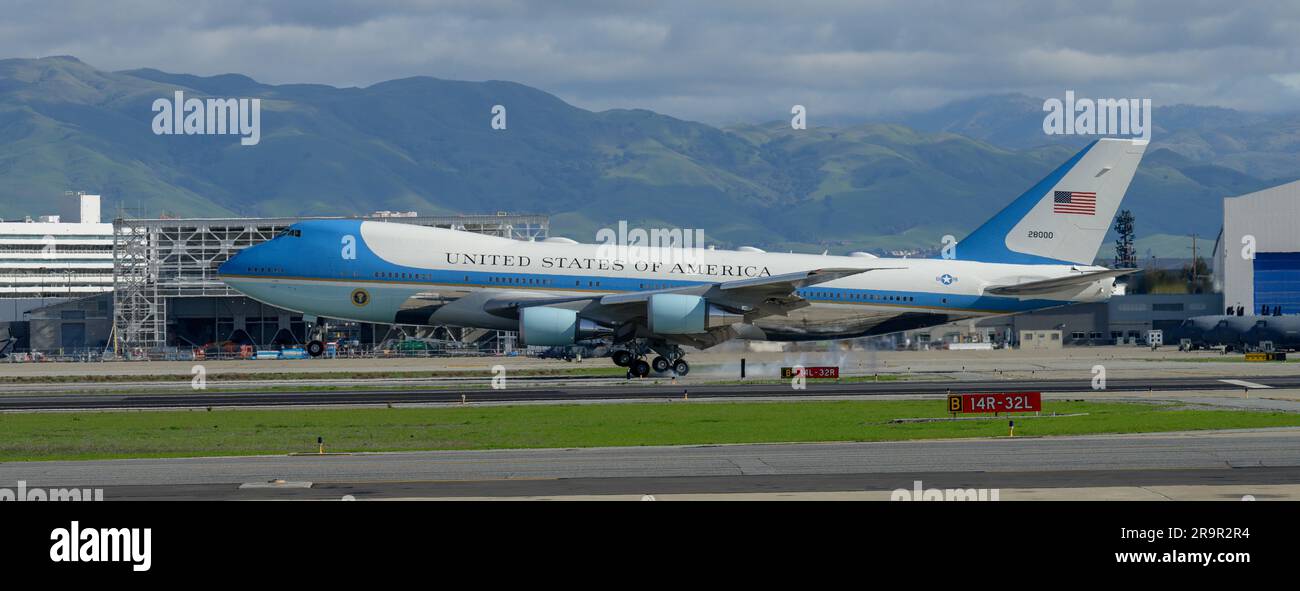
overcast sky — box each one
[5,0,1300,123]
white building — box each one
[0,194,113,302]
[1215,180,1300,316]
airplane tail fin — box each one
[956,137,1147,266]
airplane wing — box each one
[600,267,882,308]
[484,267,895,324]
[480,266,897,348]
[984,268,1136,296]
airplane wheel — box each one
[651,356,670,373]
[632,359,651,378]
[306,340,325,357]
[612,350,633,367]
[672,359,690,376]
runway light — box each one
[318,436,324,455]
[1009,420,1015,437]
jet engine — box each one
[647,294,743,334]
[518,306,612,346]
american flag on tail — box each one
[1053,190,1096,215]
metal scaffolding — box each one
[111,214,549,353]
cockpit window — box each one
[277,228,302,238]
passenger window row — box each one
[800,291,915,303]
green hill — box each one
[1,56,1294,257]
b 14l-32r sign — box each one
[780,366,839,379]
[947,392,1042,414]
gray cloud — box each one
[4,0,1300,122]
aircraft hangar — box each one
[1215,179,1300,316]
[109,213,548,358]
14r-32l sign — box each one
[948,392,1042,413]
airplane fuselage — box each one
[219,220,1116,342]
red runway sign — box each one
[780,366,839,379]
[948,392,1041,413]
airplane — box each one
[218,137,1148,377]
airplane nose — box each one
[219,245,260,277]
[218,240,281,280]
[217,251,242,276]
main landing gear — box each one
[611,350,634,368]
[650,356,690,376]
[612,341,690,378]
[630,358,652,378]
[612,349,651,378]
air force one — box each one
[218,138,1148,376]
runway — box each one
[3,428,1297,500]
[3,374,1300,410]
